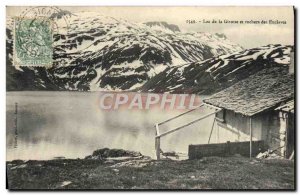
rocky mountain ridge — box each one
[140,44,294,94]
[7,11,243,91]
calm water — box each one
[6,92,215,160]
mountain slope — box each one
[7,11,243,91]
[144,21,181,33]
[140,44,293,94]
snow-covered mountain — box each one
[140,44,294,94]
[144,21,181,33]
[7,11,243,91]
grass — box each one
[6,156,294,190]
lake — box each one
[6,91,215,160]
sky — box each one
[7,6,294,48]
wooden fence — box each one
[188,140,265,159]
[154,103,222,160]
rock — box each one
[256,150,284,159]
[53,156,65,160]
[256,151,269,159]
[162,151,177,157]
[110,159,152,168]
[161,151,180,160]
[11,160,24,164]
[60,181,72,187]
[85,148,142,160]
[104,159,115,164]
[112,169,119,173]
[11,164,27,170]
[249,161,259,165]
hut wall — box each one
[211,108,295,159]
[286,113,295,157]
[214,109,290,157]
[214,110,264,143]
[265,111,288,156]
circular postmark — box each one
[14,6,70,67]
[18,6,70,35]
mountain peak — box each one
[144,21,181,33]
[215,33,227,39]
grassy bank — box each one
[7,155,294,190]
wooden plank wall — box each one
[188,141,265,159]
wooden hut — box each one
[204,67,294,158]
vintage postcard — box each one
[6,6,295,190]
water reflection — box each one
[6,92,214,160]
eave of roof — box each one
[275,100,294,113]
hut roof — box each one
[275,100,294,113]
[204,67,294,116]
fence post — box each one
[155,137,160,160]
[155,123,160,160]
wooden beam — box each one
[156,104,204,126]
[289,150,294,160]
[155,123,160,136]
[157,109,221,138]
[203,102,222,110]
[208,118,216,144]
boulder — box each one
[85,148,142,160]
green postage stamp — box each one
[13,18,53,67]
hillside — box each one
[140,44,293,94]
